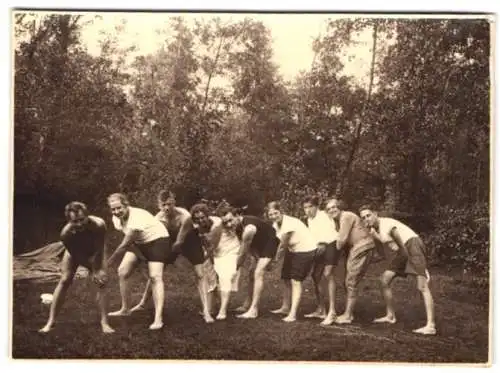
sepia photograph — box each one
[10,7,493,365]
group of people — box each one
[38,191,437,336]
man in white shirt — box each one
[106,193,170,330]
[303,196,339,324]
[359,205,436,335]
[267,201,318,322]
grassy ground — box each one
[11,256,490,363]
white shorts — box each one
[213,254,240,292]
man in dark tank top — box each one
[39,201,114,334]
[219,206,279,319]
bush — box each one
[422,203,489,277]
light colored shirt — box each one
[336,211,373,251]
[307,210,338,245]
[273,215,317,253]
[112,206,169,244]
[377,217,418,247]
[215,229,241,258]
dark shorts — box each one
[252,236,280,259]
[165,230,205,266]
[389,237,428,277]
[130,237,171,263]
[281,249,317,281]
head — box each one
[64,201,89,231]
[157,190,176,216]
[303,195,320,218]
[190,203,212,230]
[325,198,345,220]
[219,206,241,230]
[266,201,284,224]
[107,193,130,219]
[359,205,379,228]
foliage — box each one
[422,203,489,278]
[13,13,491,260]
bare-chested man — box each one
[218,206,280,319]
[131,191,217,323]
[39,201,114,334]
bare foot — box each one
[373,315,397,324]
[282,315,296,323]
[234,304,250,312]
[216,313,227,320]
[101,324,115,333]
[149,321,164,330]
[413,325,436,335]
[320,314,337,326]
[237,309,258,319]
[38,324,53,333]
[204,314,215,324]
[305,310,326,319]
[130,303,146,313]
[108,309,131,317]
[335,315,353,324]
[270,307,290,315]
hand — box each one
[266,259,277,272]
[92,269,108,288]
[172,242,182,254]
[316,243,327,255]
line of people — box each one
[38,191,436,336]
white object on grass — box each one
[41,293,53,304]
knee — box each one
[380,272,393,287]
[254,268,265,280]
[149,273,163,284]
[417,279,430,293]
[323,268,333,280]
[117,265,132,279]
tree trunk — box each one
[336,21,378,197]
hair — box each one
[158,189,176,202]
[358,204,377,214]
[107,193,129,206]
[266,200,283,212]
[218,205,239,217]
[325,198,346,210]
[64,201,88,219]
[190,203,211,217]
[303,195,319,207]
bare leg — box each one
[194,263,214,323]
[95,285,115,333]
[108,252,138,316]
[321,265,338,325]
[413,274,436,335]
[271,280,291,314]
[217,290,230,320]
[148,261,165,330]
[235,255,255,312]
[373,271,398,324]
[131,278,152,312]
[39,251,77,333]
[283,279,302,322]
[238,258,271,319]
[306,262,327,319]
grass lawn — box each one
[11,257,490,363]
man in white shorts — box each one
[106,193,170,330]
[359,205,436,335]
[303,196,339,324]
[212,215,242,320]
[267,201,318,322]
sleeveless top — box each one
[60,215,106,263]
[237,215,277,249]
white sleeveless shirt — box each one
[377,217,418,246]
